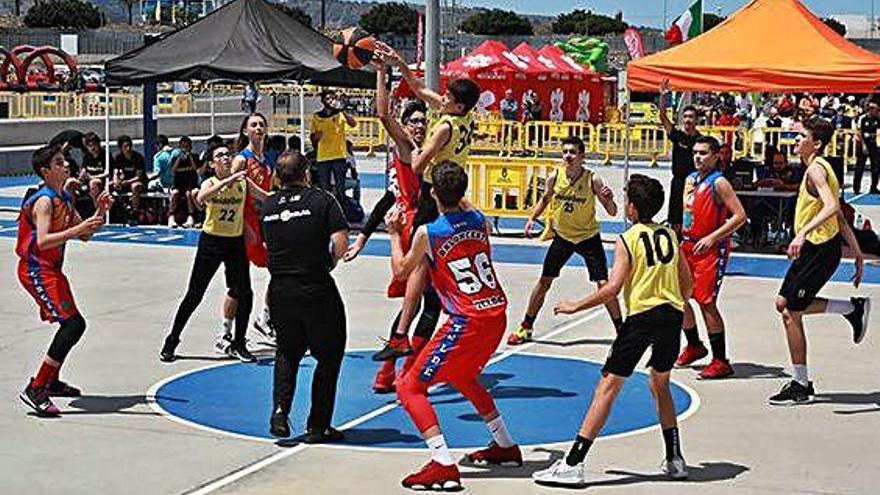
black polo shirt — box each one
[111,151,146,183]
[669,129,702,177]
[261,185,348,282]
[860,114,880,147]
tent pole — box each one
[104,85,111,223]
[299,83,306,153]
[623,88,632,225]
[209,81,216,136]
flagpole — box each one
[663,0,668,31]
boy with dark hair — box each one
[387,161,521,490]
[509,135,622,345]
[675,135,746,379]
[17,144,113,416]
[660,79,702,232]
[770,116,870,405]
[110,134,147,225]
[534,174,693,486]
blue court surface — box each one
[152,351,694,448]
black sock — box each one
[522,314,536,329]
[611,317,623,333]
[662,427,683,461]
[565,435,593,466]
[683,327,701,346]
[709,331,726,361]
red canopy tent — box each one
[441,40,533,112]
[537,44,604,123]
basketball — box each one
[333,27,376,70]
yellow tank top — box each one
[795,156,840,245]
[203,177,246,237]
[620,223,685,316]
[424,113,474,183]
[550,167,599,243]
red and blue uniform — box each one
[239,148,273,267]
[386,149,422,297]
[397,208,508,432]
[682,170,731,305]
[16,186,79,323]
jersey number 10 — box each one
[638,230,675,267]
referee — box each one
[262,151,349,442]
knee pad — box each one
[47,313,87,363]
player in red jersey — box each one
[676,136,746,379]
[344,60,441,393]
[387,161,521,491]
[17,143,113,417]
[218,113,274,352]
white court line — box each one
[156,235,184,242]
[174,307,607,495]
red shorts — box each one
[243,206,268,268]
[682,239,730,306]
[386,209,416,298]
[411,312,506,385]
[17,260,78,323]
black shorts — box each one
[542,234,609,281]
[603,304,683,377]
[779,234,842,312]
[174,171,199,192]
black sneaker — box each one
[253,316,276,341]
[769,380,813,406]
[270,406,290,437]
[303,426,345,444]
[46,379,81,397]
[20,379,61,417]
[160,336,178,363]
[372,335,412,362]
[228,343,256,363]
[844,297,871,344]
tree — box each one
[551,9,627,36]
[118,0,137,24]
[24,0,104,29]
[359,2,417,35]
[272,2,312,27]
[704,13,725,31]
[822,17,847,37]
[460,9,533,36]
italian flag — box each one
[665,0,703,45]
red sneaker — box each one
[698,358,734,380]
[506,326,533,346]
[372,363,396,394]
[675,343,708,367]
[401,460,461,491]
[464,442,523,466]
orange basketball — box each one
[333,27,376,70]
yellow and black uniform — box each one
[163,176,253,353]
[412,112,476,231]
[311,110,349,203]
[779,156,843,312]
[604,222,685,377]
[541,167,609,282]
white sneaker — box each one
[167,216,178,228]
[253,314,276,341]
[532,459,585,486]
[184,216,195,228]
[214,333,232,355]
[661,456,689,480]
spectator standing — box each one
[500,89,518,121]
[310,90,357,204]
[854,100,880,194]
[242,82,259,114]
[110,135,147,225]
[659,79,702,232]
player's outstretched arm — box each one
[387,208,428,280]
[412,123,450,176]
[375,41,444,110]
[196,170,247,206]
[373,61,416,164]
[593,174,618,217]
[555,238,629,314]
[658,78,675,136]
[524,173,556,238]
[33,196,102,250]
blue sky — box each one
[375,1,875,28]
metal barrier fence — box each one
[0,92,192,119]
[465,156,559,219]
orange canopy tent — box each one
[628,0,880,93]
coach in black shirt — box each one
[659,80,701,232]
[854,101,880,194]
[262,151,349,443]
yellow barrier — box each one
[751,127,868,167]
[696,125,750,159]
[473,118,522,154]
[595,124,667,166]
[465,156,558,219]
[345,117,385,155]
[522,121,594,155]
[269,113,302,134]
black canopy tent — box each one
[101,0,375,168]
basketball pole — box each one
[425,0,440,91]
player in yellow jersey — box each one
[371,41,481,362]
[769,117,870,406]
[532,174,694,486]
[508,136,623,345]
[160,142,267,363]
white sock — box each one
[262,306,271,324]
[426,434,455,466]
[792,365,809,387]
[221,319,233,335]
[487,416,515,448]
[826,298,855,315]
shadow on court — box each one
[815,391,880,415]
[534,337,615,348]
[461,448,564,480]
[339,427,424,446]
[63,394,178,415]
